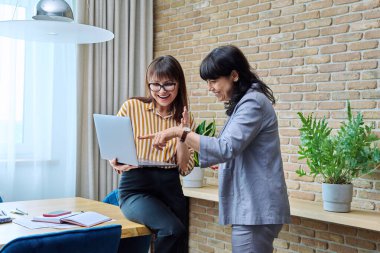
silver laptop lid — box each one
[93,114,139,166]
[93,114,177,168]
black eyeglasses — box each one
[148,82,176,92]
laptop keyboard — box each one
[138,159,178,168]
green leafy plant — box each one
[194,119,216,167]
[296,102,380,184]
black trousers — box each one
[119,168,188,253]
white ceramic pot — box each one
[322,183,353,212]
[183,167,204,188]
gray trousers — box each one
[232,224,283,253]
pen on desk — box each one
[16,208,28,215]
[1,210,5,216]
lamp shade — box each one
[0,0,114,44]
[0,20,114,44]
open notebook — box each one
[32,211,111,227]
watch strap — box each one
[180,127,191,142]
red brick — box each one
[328,243,358,253]
[321,6,349,17]
[292,84,317,92]
[357,229,380,241]
[352,0,380,11]
[364,9,380,19]
[351,20,380,31]
[289,191,316,200]
[329,224,357,236]
[301,218,328,230]
[316,231,344,243]
[290,225,316,237]
[307,37,333,46]
[301,237,328,249]
[249,3,271,13]
[320,44,347,54]
[335,13,362,24]
[321,24,349,35]
[335,32,363,42]
[307,0,333,10]
[295,10,320,21]
[348,61,378,71]
[318,101,346,110]
[318,82,345,91]
[347,81,377,90]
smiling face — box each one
[206,71,238,102]
[148,74,179,113]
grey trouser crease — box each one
[232,224,283,253]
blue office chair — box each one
[103,189,151,253]
[0,224,121,253]
[0,196,3,203]
[103,189,120,206]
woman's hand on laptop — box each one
[109,159,138,174]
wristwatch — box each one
[180,127,191,142]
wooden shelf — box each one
[183,185,380,232]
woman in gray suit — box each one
[140,45,291,253]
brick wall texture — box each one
[153,0,380,252]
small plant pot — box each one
[322,183,353,213]
[183,167,204,188]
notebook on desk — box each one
[93,114,178,168]
[32,211,111,227]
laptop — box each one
[93,114,178,168]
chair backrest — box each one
[0,224,121,253]
[102,189,119,206]
[0,196,3,203]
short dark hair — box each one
[200,45,275,116]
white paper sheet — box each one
[13,218,79,229]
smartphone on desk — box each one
[43,210,72,217]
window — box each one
[0,4,26,155]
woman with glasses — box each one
[109,55,195,253]
[140,46,291,253]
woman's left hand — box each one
[181,106,189,127]
[109,159,138,174]
[139,127,181,150]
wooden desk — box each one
[183,185,380,232]
[0,197,151,248]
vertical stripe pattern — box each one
[117,99,195,175]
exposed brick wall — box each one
[154,0,380,252]
[189,199,380,252]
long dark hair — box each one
[134,55,188,123]
[200,45,275,116]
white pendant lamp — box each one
[0,0,114,44]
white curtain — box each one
[0,0,77,201]
[76,0,153,200]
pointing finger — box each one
[138,134,155,140]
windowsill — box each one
[183,185,380,232]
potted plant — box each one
[183,119,216,188]
[296,102,380,212]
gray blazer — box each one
[200,87,291,225]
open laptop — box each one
[93,114,178,168]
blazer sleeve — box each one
[199,96,264,168]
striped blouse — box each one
[117,98,195,176]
